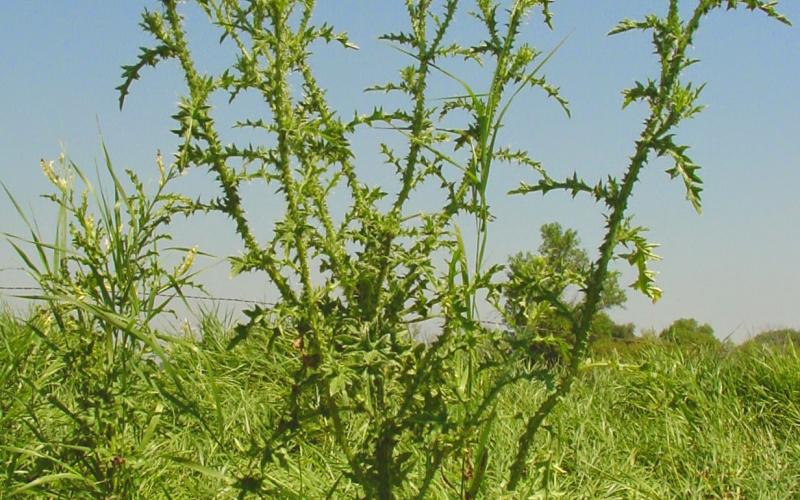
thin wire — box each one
[0,285,275,307]
[0,285,512,327]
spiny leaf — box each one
[117,44,175,109]
[616,222,662,303]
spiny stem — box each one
[161,0,296,304]
[507,3,711,487]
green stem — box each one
[162,0,296,304]
[505,3,715,486]
[506,119,656,488]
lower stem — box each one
[506,124,656,490]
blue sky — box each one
[1,1,798,341]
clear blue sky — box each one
[1,1,798,341]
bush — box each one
[591,311,635,341]
[741,328,800,353]
[659,318,720,349]
[591,336,661,360]
[502,224,629,365]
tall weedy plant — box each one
[2,150,203,496]
[118,0,571,496]
[107,0,789,497]
[504,0,789,490]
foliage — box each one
[590,335,657,360]
[1,0,792,497]
[3,311,800,497]
[591,311,635,341]
[726,340,800,441]
[741,328,800,353]
[116,0,576,496]
[659,317,720,348]
[502,223,627,327]
[502,222,629,363]
[502,0,789,486]
[1,151,201,497]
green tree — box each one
[742,328,800,353]
[502,222,628,362]
[591,311,636,341]
[660,318,719,348]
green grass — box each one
[2,308,797,498]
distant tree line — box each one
[503,223,799,361]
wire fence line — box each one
[0,285,275,306]
[6,285,658,340]
[1,285,658,343]
[0,284,510,328]
[1,284,653,344]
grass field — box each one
[2,309,798,498]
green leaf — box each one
[10,473,93,495]
[329,373,348,397]
[166,455,233,484]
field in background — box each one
[2,309,798,497]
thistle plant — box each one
[116,0,580,496]
[504,0,789,489]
